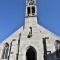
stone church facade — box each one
[0,0,60,60]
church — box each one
[0,0,60,60]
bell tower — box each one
[25,0,37,17]
[25,0,37,28]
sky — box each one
[0,0,60,42]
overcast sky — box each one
[0,0,60,42]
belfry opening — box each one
[26,46,37,60]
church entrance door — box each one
[26,46,37,60]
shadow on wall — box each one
[47,49,60,60]
[43,38,60,60]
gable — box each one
[1,23,60,45]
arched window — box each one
[2,43,9,59]
[32,7,35,14]
[55,40,60,59]
[26,46,37,60]
[27,7,30,15]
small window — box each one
[27,7,30,15]
[27,27,32,38]
[32,7,35,14]
[2,43,9,59]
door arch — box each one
[26,46,37,60]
